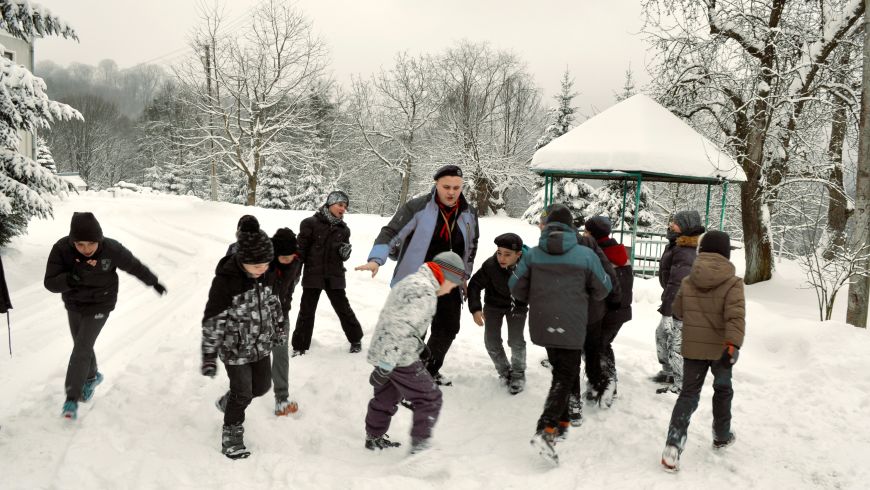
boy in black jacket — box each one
[468,233,528,394]
[270,228,301,416]
[44,212,166,420]
[202,220,286,459]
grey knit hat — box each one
[325,190,349,208]
[432,251,466,285]
[673,210,703,236]
[236,220,274,264]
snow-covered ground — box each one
[1,191,868,489]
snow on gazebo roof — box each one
[531,93,747,184]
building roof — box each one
[530,93,747,184]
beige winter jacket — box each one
[673,252,745,360]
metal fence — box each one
[629,231,669,279]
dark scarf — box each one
[320,206,343,226]
[437,200,459,242]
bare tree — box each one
[642,0,866,284]
[350,52,440,208]
[177,0,328,205]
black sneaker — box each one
[349,342,362,353]
[365,434,401,450]
[713,432,736,449]
[650,371,674,384]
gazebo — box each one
[530,93,747,275]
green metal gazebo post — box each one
[704,184,712,229]
[544,174,553,207]
[719,181,729,231]
[630,173,642,264]
[619,179,628,244]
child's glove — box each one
[369,366,392,387]
[721,343,739,365]
[338,243,352,261]
[153,282,167,296]
[201,356,218,377]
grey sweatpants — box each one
[655,315,684,386]
[65,310,108,401]
[483,306,526,378]
[365,361,443,441]
[271,342,289,401]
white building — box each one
[0,28,36,160]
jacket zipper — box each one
[254,279,263,360]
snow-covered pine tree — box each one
[257,161,294,209]
[287,160,325,211]
[35,136,57,173]
[0,2,80,245]
[614,64,637,102]
[586,180,654,232]
[524,68,585,224]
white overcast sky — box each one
[37,0,652,114]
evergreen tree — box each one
[614,64,637,102]
[287,160,325,211]
[257,161,294,209]
[586,180,654,232]
[525,68,584,224]
[0,3,79,245]
[35,136,57,173]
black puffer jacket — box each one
[467,251,528,314]
[44,237,158,314]
[577,233,621,324]
[201,255,285,365]
[658,234,700,317]
[298,207,351,289]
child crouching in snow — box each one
[467,233,528,394]
[201,219,287,459]
[364,251,466,454]
[661,230,745,471]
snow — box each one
[531,94,747,183]
[1,191,869,488]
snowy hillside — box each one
[1,191,869,489]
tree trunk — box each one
[398,156,411,208]
[846,7,870,329]
[740,117,774,284]
[824,85,851,259]
[246,173,257,206]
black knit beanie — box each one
[236,219,274,264]
[69,212,103,242]
[543,203,574,227]
[699,230,731,259]
[585,216,612,240]
[271,228,298,256]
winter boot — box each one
[599,379,618,409]
[291,349,306,357]
[349,342,362,354]
[365,433,401,451]
[661,444,681,472]
[433,373,452,386]
[61,400,78,420]
[80,372,104,402]
[584,384,600,403]
[274,398,298,416]
[530,427,558,466]
[568,393,583,427]
[650,370,674,384]
[221,423,251,460]
[713,432,737,450]
[555,421,571,442]
[215,392,229,413]
[498,370,512,388]
[409,437,431,455]
[509,373,525,395]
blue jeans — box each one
[665,357,733,450]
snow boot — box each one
[409,437,431,455]
[661,444,680,472]
[498,370,512,388]
[650,370,674,384]
[433,373,452,386]
[713,432,736,450]
[221,423,251,460]
[80,372,104,402]
[365,433,401,451]
[349,342,362,354]
[568,393,583,427]
[274,398,298,416]
[291,349,306,357]
[61,400,78,420]
[530,427,558,466]
[215,392,228,413]
[509,373,525,395]
[599,380,617,409]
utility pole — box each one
[846,5,870,328]
[204,43,218,201]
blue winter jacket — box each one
[509,222,612,349]
[367,188,479,287]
